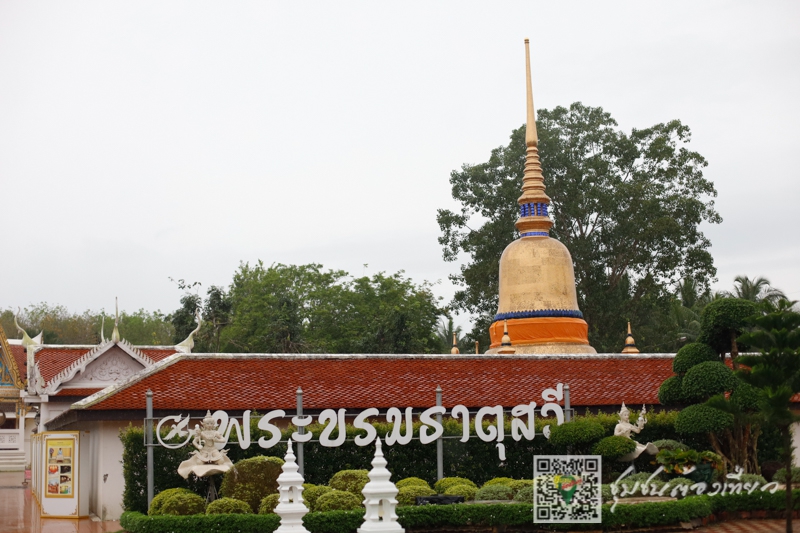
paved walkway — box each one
[0,471,121,533]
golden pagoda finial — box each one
[516,38,552,237]
[475,340,480,354]
[450,333,460,355]
[621,321,640,354]
[498,320,516,355]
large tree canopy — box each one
[217,262,444,354]
[437,102,721,352]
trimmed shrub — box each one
[444,483,477,501]
[509,479,533,495]
[730,381,761,410]
[149,487,194,516]
[652,439,688,452]
[258,494,280,514]
[397,485,436,506]
[658,375,685,405]
[315,490,363,512]
[699,298,759,355]
[513,484,534,503]
[666,477,695,498]
[675,404,734,435]
[220,455,284,512]
[601,484,612,502]
[475,484,513,501]
[433,476,477,494]
[160,492,206,516]
[774,467,800,484]
[396,477,430,490]
[592,436,637,461]
[548,419,605,454]
[682,361,737,401]
[206,497,252,515]
[740,474,768,486]
[303,485,333,512]
[329,469,369,495]
[673,342,718,374]
[483,477,515,488]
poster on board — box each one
[45,438,74,498]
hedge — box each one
[673,342,718,374]
[682,361,736,401]
[120,410,710,513]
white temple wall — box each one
[792,422,800,467]
[82,420,129,520]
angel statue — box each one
[177,411,234,479]
[614,403,658,462]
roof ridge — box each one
[119,339,156,366]
[45,341,111,392]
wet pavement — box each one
[0,471,121,533]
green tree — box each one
[698,298,759,368]
[726,275,788,307]
[220,262,443,354]
[437,103,720,352]
[737,301,800,533]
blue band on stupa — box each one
[519,202,549,218]
[493,309,584,322]
[520,231,549,237]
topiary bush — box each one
[329,469,370,495]
[699,298,759,355]
[475,484,513,501]
[513,484,534,503]
[397,485,436,506]
[682,361,737,401]
[395,477,430,490]
[675,404,734,435]
[315,490,363,512]
[220,455,284,512]
[258,493,280,514]
[303,485,333,512]
[730,381,761,410]
[773,467,800,484]
[658,375,685,405]
[652,439,688,452]
[159,492,206,516]
[148,487,195,516]
[206,497,252,515]
[509,479,533,495]
[739,474,768,486]
[433,476,477,494]
[444,483,477,501]
[548,419,605,454]
[592,436,637,461]
[482,477,515,488]
[673,343,718,374]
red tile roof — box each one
[77,354,676,412]
[140,348,178,361]
[9,345,26,378]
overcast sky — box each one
[1,1,798,326]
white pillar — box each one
[359,438,403,533]
[275,439,310,533]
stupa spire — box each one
[621,322,640,354]
[516,38,552,236]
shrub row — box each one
[119,411,746,513]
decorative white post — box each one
[359,437,404,533]
[275,439,310,533]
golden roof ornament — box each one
[497,320,516,355]
[485,39,595,355]
[621,322,640,354]
[450,333,460,355]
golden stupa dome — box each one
[486,39,596,355]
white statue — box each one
[614,403,658,462]
[177,411,234,479]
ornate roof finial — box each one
[112,297,121,343]
[100,315,106,344]
[14,308,41,348]
[176,308,203,354]
[621,321,640,354]
[450,332,460,355]
[475,340,480,354]
[498,320,516,355]
[515,38,553,237]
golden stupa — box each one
[486,39,596,355]
[621,322,640,354]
